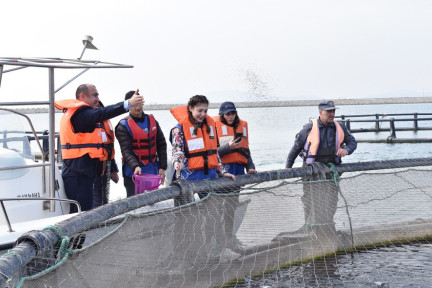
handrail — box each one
[0,163,51,172]
[336,113,432,118]
[0,197,81,233]
[339,117,432,123]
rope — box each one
[328,163,355,250]
[43,225,72,261]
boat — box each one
[0,36,133,249]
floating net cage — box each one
[1,158,431,287]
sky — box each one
[1,0,432,105]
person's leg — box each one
[64,175,94,213]
[124,176,135,198]
[92,175,103,208]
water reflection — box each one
[232,243,432,288]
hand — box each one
[158,169,166,185]
[110,171,119,183]
[247,169,256,174]
[174,161,183,171]
[336,148,348,157]
[228,138,241,150]
[128,89,144,107]
[223,172,236,181]
[134,166,142,175]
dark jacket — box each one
[285,118,357,168]
[62,102,127,178]
[115,112,168,172]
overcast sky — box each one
[1,0,432,105]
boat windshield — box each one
[0,109,39,160]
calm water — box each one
[17,102,432,287]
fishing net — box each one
[2,160,432,288]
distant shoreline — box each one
[7,96,432,113]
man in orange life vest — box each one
[115,91,167,198]
[285,100,357,236]
[55,84,144,213]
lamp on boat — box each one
[79,35,98,60]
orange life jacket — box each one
[125,114,158,165]
[303,119,344,164]
[170,106,218,173]
[213,115,250,165]
[55,99,112,160]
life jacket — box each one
[100,119,115,160]
[213,115,250,165]
[122,114,158,165]
[302,119,344,164]
[55,99,112,160]
[170,106,218,173]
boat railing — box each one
[0,107,51,205]
[0,197,81,233]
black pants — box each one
[123,176,136,198]
[63,175,94,213]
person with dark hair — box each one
[115,90,167,198]
[170,95,239,260]
[55,84,144,213]
[92,100,119,208]
[170,95,235,191]
[213,101,256,175]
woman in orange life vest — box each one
[170,95,235,198]
[213,101,256,176]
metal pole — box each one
[346,119,351,132]
[0,201,14,232]
[375,114,380,132]
[414,113,418,131]
[48,68,56,212]
[0,64,3,88]
[389,118,396,138]
[78,42,89,60]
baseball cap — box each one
[318,100,338,111]
[219,101,237,114]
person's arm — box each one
[72,103,127,133]
[286,123,311,168]
[216,152,235,180]
[155,120,168,170]
[340,123,357,155]
[245,150,256,172]
[170,126,185,166]
[114,120,141,172]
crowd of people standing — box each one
[55,84,356,214]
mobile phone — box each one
[234,132,243,142]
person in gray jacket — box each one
[284,100,357,237]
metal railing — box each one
[336,113,432,142]
[0,198,81,233]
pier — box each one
[336,113,432,143]
[3,96,432,114]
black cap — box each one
[318,100,338,111]
[219,101,237,114]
